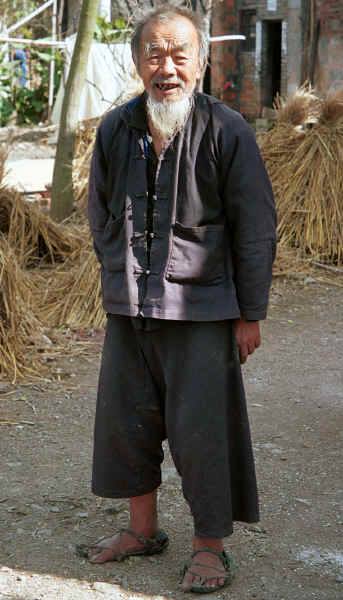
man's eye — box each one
[148,56,160,63]
[174,56,188,63]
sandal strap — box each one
[120,528,158,547]
[181,549,235,592]
[191,548,230,569]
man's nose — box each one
[159,56,176,76]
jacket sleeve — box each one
[88,122,110,264]
[221,118,277,321]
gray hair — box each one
[131,6,209,69]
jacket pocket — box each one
[166,222,227,285]
[102,213,126,272]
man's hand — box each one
[234,319,261,364]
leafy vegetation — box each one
[0,48,63,126]
[93,16,129,43]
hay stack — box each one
[38,232,105,329]
[0,145,8,186]
[73,118,98,214]
[260,86,343,267]
[0,136,104,380]
[0,184,82,267]
[0,235,46,381]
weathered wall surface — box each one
[211,0,343,118]
[316,1,343,94]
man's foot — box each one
[181,538,234,593]
[76,528,169,563]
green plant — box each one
[0,48,63,126]
[0,56,15,126]
[93,16,129,43]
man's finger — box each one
[239,345,248,364]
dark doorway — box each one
[263,20,282,107]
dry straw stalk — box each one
[261,86,343,267]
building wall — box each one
[316,0,343,94]
[211,0,291,118]
[211,1,242,112]
[286,0,302,96]
[211,0,343,118]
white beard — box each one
[146,93,194,142]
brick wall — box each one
[211,0,242,111]
[210,0,303,117]
[316,0,343,93]
[211,0,290,117]
[211,0,343,118]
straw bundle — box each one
[273,86,321,126]
[260,86,343,266]
[73,119,98,214]
[0,130,14,185]
[319,87,343,126]
[0,145,8,186]
[75,118,99,159]
[38,233,105,329]
[0,184,82,267]
[0,235,46,381]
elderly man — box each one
[80,4,276,594]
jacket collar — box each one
[124,92,148,131]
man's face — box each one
[135,16,202,103]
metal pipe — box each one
[0,36,66,47]
[210,35,245,42]
[48,0,58,121]
[8,0,54,33]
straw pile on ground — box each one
[0,184,82,267]
[260,86,343,271]
[0,235,46,381]
[0,196,95,380]
[0,125,108,380]
[73,119,99,214]
[0,144,8,185]
[37,233,105,330]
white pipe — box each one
[0,36,66,47]
[48,0,57,119]
[8,0,54,33]
[210,35,246,42]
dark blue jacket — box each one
[88,92,276,321]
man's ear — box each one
[196,59,206,81]
[132,54,140,76]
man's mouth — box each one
[155,83,179,91]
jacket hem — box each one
[103,303,242,321]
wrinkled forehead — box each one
[140,16,200,56]
[144,40,194,56]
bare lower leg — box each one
[86,489,158,563]
[129,489,158,537]
[193,536,223,552]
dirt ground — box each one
[0,277,342,600]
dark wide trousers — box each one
[92,315,259,538]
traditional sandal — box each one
[75,527,169,562]
[181,549,235,594]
